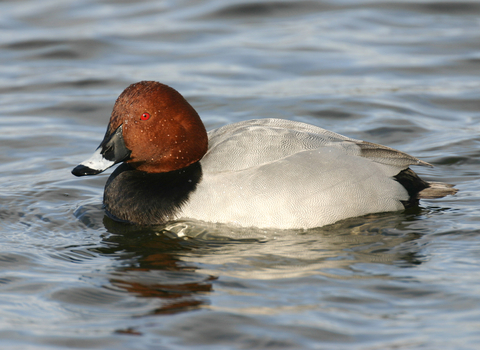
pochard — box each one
[72,81,457,229]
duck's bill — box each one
[71,148,115,176]
[72,124,131,177]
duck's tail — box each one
[395,168,458,208]
[418,182,458,199]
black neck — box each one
[103,161,202,225]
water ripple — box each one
[0,0,478,349]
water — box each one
[0,0,479,349]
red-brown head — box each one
[72,81,208,176]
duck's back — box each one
[202,118,428,172]
[177,119,430,229]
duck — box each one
[72,81,457,229]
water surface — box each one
[0,0,479,349]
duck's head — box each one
[72,81,208,176]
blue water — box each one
[1,0,479,349]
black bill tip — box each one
[71,164,103,177]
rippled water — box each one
[1,0,479,349]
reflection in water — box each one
[0,0,475,346]
[171,211,427,280]
[97,218,217,316]
[96,209,427,318]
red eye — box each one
[141,113,150,121]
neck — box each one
[103,161,202,225]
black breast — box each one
[103,161,202,225]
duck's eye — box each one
[141,113,150,121]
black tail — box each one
[394,168,457,208]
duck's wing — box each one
[203,118,430,173]
[183,147,411,229]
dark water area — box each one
[1,0,479,349]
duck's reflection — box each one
[95,207,429,314]
[97,217,217,315]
